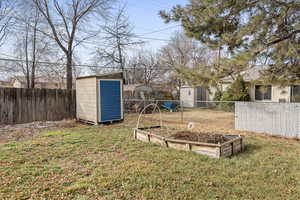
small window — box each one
[255,85,272,100]
[188,90,191,96]
[291,85,300,102]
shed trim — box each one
[76,72,123,80]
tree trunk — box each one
[66,53,73,90]
[31,62,36,88]
[117,37,123,71]
[25,26,30,89]
[117,37,125,83]
[31,20,38,89]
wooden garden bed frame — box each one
[133,127,244,158]
[134,104,244,158]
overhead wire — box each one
[6,19,175,43]
[0,3,181,73]
[1,56,300,76]
[135,25,181,36]
[0,55,174,70]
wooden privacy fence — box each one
[235,102,300,139]
[0,88,76,125]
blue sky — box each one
[76,0,188,65]
[123,0,187,50]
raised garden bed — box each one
[134,103,244,158]
[133,126,244,158]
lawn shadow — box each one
[242,143,263,155]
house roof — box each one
[0,80,12,87]
[182,66,271,88]
[221,66,268,83]
[12,76,66,84]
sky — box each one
[76,0,188,70]
[123,0,187,50]
[78,0,188,62]
[0,0,188,78]
[1,0,188,58]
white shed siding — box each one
[76,77,97,123]
[181,86,218,107]
[180,87,196,107]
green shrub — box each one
[213,90,223,101]
[215,75,250,112]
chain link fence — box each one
[124,99,182,114]
[124,99,236,132]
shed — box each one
[180,86,210,107]
[76,72,124,124]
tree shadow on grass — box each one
[242,143,263,155]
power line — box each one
[2,56,300,76]
[2,55,300,80]
[6,8,178,45]
[7,19,174,44]
[0,56,174,70]
[0,52,20,59]
[133,36,172,42]
[7,4,179,44]
[136,25,181,36]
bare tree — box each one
[160,31,210,70]
[0,0,15,46]
[11,0,57,88]
[32,0,113,89]
[126,50,164,86]
[94,5,140,72]
[38,52,83,87]
[159,31,214,92]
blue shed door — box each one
[99,80,122,122]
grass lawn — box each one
[0,116,300,199]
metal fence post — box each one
[180,100,183,123]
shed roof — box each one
[76,72,123,80]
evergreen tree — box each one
[217,75,250,111]
[160,0,300,84]
[221,75,250,102]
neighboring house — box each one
[123,84,152,99]
[0,80,13,88]
[180,67,300,107]
[11,76,70,89]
